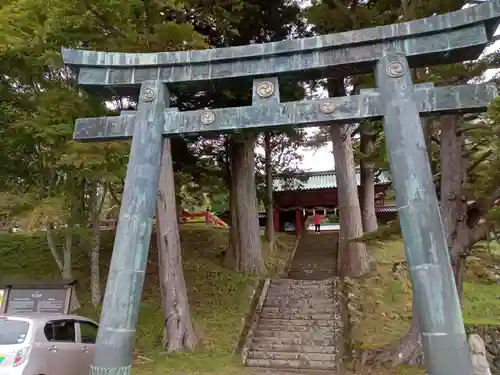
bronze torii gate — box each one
[62,1,500,374]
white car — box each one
[0,313,99,375]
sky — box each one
[297,37,500,172]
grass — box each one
[3,227,499,375]
[348,239,500,375]
[0,224,297,375]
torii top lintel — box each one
[62,0,500,93]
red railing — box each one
[180,210,228,228]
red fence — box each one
[180,210,228,228]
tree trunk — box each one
[225,139,241,269]
[63,223,80,311]
[264,132,276,254]
[439,114,469,298]
[157,139,197,352]
[62,224,73,280]
[330,125,370,278]
[233,134,265,275]
[89,182,107,307]
[46,225,64,271]
[89,224,101,307]
[328,79,369,278]
[360,128,378,233]
[46,220,81,311]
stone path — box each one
[245,232,342,373]
[287,232,338,280]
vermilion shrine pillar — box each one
[295,209,303,235]
[273,208,280,232]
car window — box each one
[79,321,98,344]
[0,318,30,345]
[44,320,76,343]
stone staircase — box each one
[288,232,338,280]
[244,232,342,373]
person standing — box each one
[313,212,322,234]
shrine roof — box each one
[273,170,392,192]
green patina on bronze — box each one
[73,83,496,141]
[62,1,500,374]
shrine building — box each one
[260,169,397,234]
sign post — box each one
[0,281,75,314]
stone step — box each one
[256,323,335,334]
[267,285,333,292]
[293,248,336,252]
[293,252,335,256]
[253,329,334,339]
[290,262,335,267]
[265,297,335,303]
[259,312,334,321]
[297,247,336,249]
[291,255,336,259]
[287,264,336,269]
[290,259,336,264]
[246,358,335,370]
[294,250,335,254]
[288,269,337,280]
[263,300,334,308]
[248,350,336,362]
[293,253,334,256]
[287,273,335,278]
[266,293,334,299]
[261,307,335,315]
[290,264,335,268]
[287,268,335,274]
[266,293,335,301]
[300,236,338,241]
[251,336,335,346]
[296,244,334,246]
[287,272,336,280]
[297,242,337,247]
[268,285,333,291]
[286,277,335,282]
[257,318,336,327]
[266,291,334,298]
[294,249,335,253]
[291,262,335,266]
[289,265,336,270]
[249,342,337,354]
[270,279,334,286]
[267,284,334,292]
[250,368,334,375]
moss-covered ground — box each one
[349,240,500,375]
